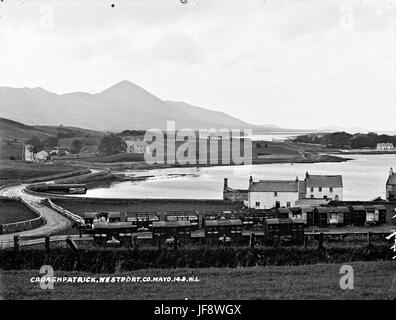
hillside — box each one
[0,117,104,160]
[0,81,292,132]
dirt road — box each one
[0,184,71,248]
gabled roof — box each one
[305,175,343,188]
[205,219,242,226]
[152,221,191,228]
[387,173,396,185]
[249,180,298,192]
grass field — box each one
[0,199,37,224]
[0,160,84,184]
[1,261,395,299]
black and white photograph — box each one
[0,0,395,306]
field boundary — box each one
[0,199,45,235]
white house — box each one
[248,176,300,209]
[303,172,343,201]
[377,143,394,150]
[23,144,35,162]
[247,172,343,209]
[35,151,49,162]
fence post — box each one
[249,232,255,248]
[273,235,278,248]
[13,235,20,253]
[318,233,324,249]
[367,232,372,246]
[45,236,50,252]
[173,235,179,250]
[132,235,138,251]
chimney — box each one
[305,171,309,179]
[390,168,394,177]
[224,178,228,190]
[249,176,253,187]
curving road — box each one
[0,184,71,248]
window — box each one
[335,195,339,201]
[310,187,314,192]
[319,187,322,192]
[286,202,291,207]
[310,195,314,198]
[274,192,278,197]
[255,201,260,208]
[323,196,328,200]
[275,201,280,208]
[330,187,333,193]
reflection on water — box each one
[84,154,396,201]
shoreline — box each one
[61,153,351,188]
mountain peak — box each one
[102,80,139,93]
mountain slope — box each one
[0,80,287,132]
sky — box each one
[0,0,395,131]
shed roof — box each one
[152,221,191,228]
[265,218,303,225]
[108,212,122,218]
[372,204,386,210]
[205,219,242,227]
[93,222,132,229]
[249,180,298,192]
[83,212,99,219]
[277,208,292,214]
[305,175,343,188]
[351,205,366,211]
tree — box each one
[98,134,126,155]
[25,136,42,153]
[43,136,58,149]
[70,139,83,154]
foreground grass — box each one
[1,261,395,300]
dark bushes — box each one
[0,245,392,272]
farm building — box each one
[302,207,315,226]
[350,206,367,226]
[126,212,159,231]
[152,220,192,245]
[248,177,300,209]
[377,143,394,150]
[313,206,350,227]
[303,172,343,201]
[362,205,387,225]
[204,219,243,244]
[229,173,343,209]
[107,212,127,223]
[386,168,396,201]
[223,178,248,204]
[263,218,305,245]
[81,212,100,226]
[164,211,199,230]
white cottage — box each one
[303,172,343,201]
[248,176,300,209]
